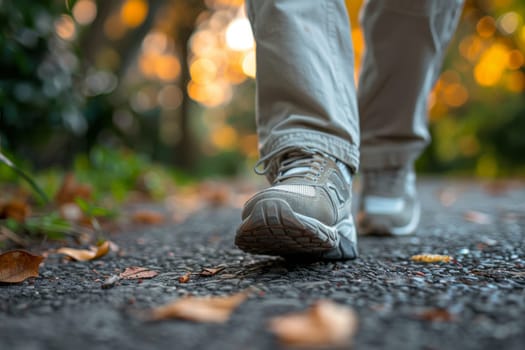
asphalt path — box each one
[1,179,524,350]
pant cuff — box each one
[359,143,427,170]
[260,130,360,173]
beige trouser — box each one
[245,0,464,173]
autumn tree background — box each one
[1,0,524,178]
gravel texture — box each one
[1,178,524,350]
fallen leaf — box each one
[200,266,225,277]
[269,300,358,347]
[132,210,165,224]
[464,210,492,225]
[55,173,92,205]
[119,266,158,280]
[200,182,231,206]
[178,272,191,283]
[148,291,249,322]
[0,198,31,222]
[56,241,110,261]
[0,250,44,283]
[416,308,455,322]
[410,254,452,263]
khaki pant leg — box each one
[358,0,464,169]
[246,0,361,174]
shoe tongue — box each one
[281,166,311,177]
[280,153,353,185]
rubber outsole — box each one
[357,200,421,236]
[235,198,358,260]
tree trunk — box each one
[172,0,206,170]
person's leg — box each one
[245,0,360,178]
[236,0,360,259]
[357,0,464,235]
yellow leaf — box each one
[0,250,44,283]
[57,241,110,261]
[269,300,358,347]
[410,254,453,263]
[148,291,249,323]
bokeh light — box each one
[158,85,183,110]
[225,18,254,51]
[55,15,76,41]
[474,43,508,87]
[72,0,97,26]
[498,12,521,35]
[120,0,148,28]
[242,50,256,78]
[477,16,497,38]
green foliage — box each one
[75,198,116,219]
[3,213,72,240]
[1,0,523,178]
[24,213,72,240]
[0,151,50,204]
[72,146,176,201]
[416,0,525,177]
[0,0,85,165]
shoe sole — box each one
[235,198,358,260]
[358,200,421,236]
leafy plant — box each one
[0,151,49,203]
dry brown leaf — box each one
[410,254,452,263]
[56,241,110,261]
[178,272,191,283]
[464,210,492,225]
[269,300,358,347]
[199,182,231,206]
[0,198,31,222]
[200,266,225,277]
[55,173,92,204]
[132,210,165,225]
[416,308,456,322]
[148,291,249,322]
[0,250,44,283]
[119,266,158,280]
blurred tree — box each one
[0,0,524,178]
[0,0,85,166]
[418,0,525,177]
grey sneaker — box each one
[235,149,358,260]
[357,167,420,236]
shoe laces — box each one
[363,167,412,197]
[254,148,326,183]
